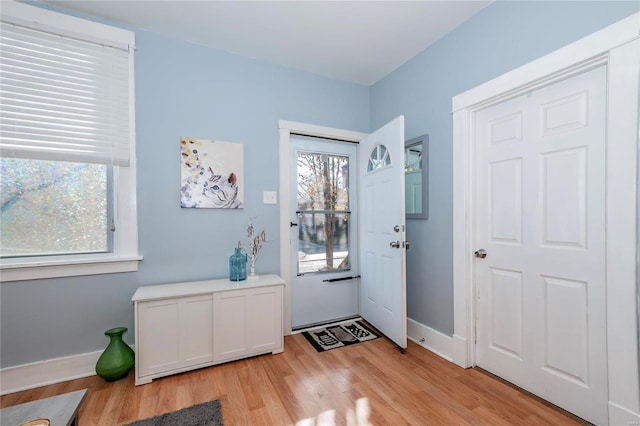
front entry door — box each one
[474,66,607,424]
[290,135,359,329]
[358,116,407,349]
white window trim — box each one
[0,1,141,282]
[1,0,132,49]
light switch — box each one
[263,191,277,204]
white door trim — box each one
[452,12,640,422]
[278,120,367,334]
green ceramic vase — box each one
[95,327,135,381]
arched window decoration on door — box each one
[367,144,391,172]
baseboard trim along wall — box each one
[407,319,640,424]
[5,325,640,425]
[0,346,134,395]
[407,317,454,362]
[2,321,453,395]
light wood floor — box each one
[1,333,589,425]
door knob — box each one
[390,241,401,248]
[474,249,487,258]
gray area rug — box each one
[123,399,223,426]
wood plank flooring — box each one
[1,334,589,425]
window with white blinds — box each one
[0,2,140,282]
[0,21,131,166]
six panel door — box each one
[474,66,608,425]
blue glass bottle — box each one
[229,246,247,281]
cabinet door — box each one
[180,295,214,365]
[213,290,249,362]
[213,285,283,362]
[138,298,180,377]
[138,294,213,377]
[247,286,283,353]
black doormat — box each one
[123,399,223,426]
[301,320,380,352]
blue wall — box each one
[0,24,369,367]
[2,0,638,369]
[370,1,639,335]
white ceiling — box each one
[44,1,493,86]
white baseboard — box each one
[452,333,472,368]
[0,346,134,395]
[407,317,453,362]
[609,401,640,426]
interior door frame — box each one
[452,13,640,423]
[279,120,367,335]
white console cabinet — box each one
[132,274,284,385]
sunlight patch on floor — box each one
[295,398,371,426]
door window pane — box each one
[1,158,110,257]
[297,212,350,274]
[367,144,391,172]
[296,151,350,274]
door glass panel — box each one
[367,144,391,172]
[297,151,350,274]
[297,212,350,274]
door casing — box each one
[279,121,367,335]
[452,12,640,423]
[289,135,359,328]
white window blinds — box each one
[0,21,131,166]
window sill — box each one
[0,254,143,282]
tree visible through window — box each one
[0,158,110,257]
[296,151,350,274]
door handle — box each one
[390,241,401,248]
[474,249,487,258]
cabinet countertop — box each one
[132,274,285,302]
